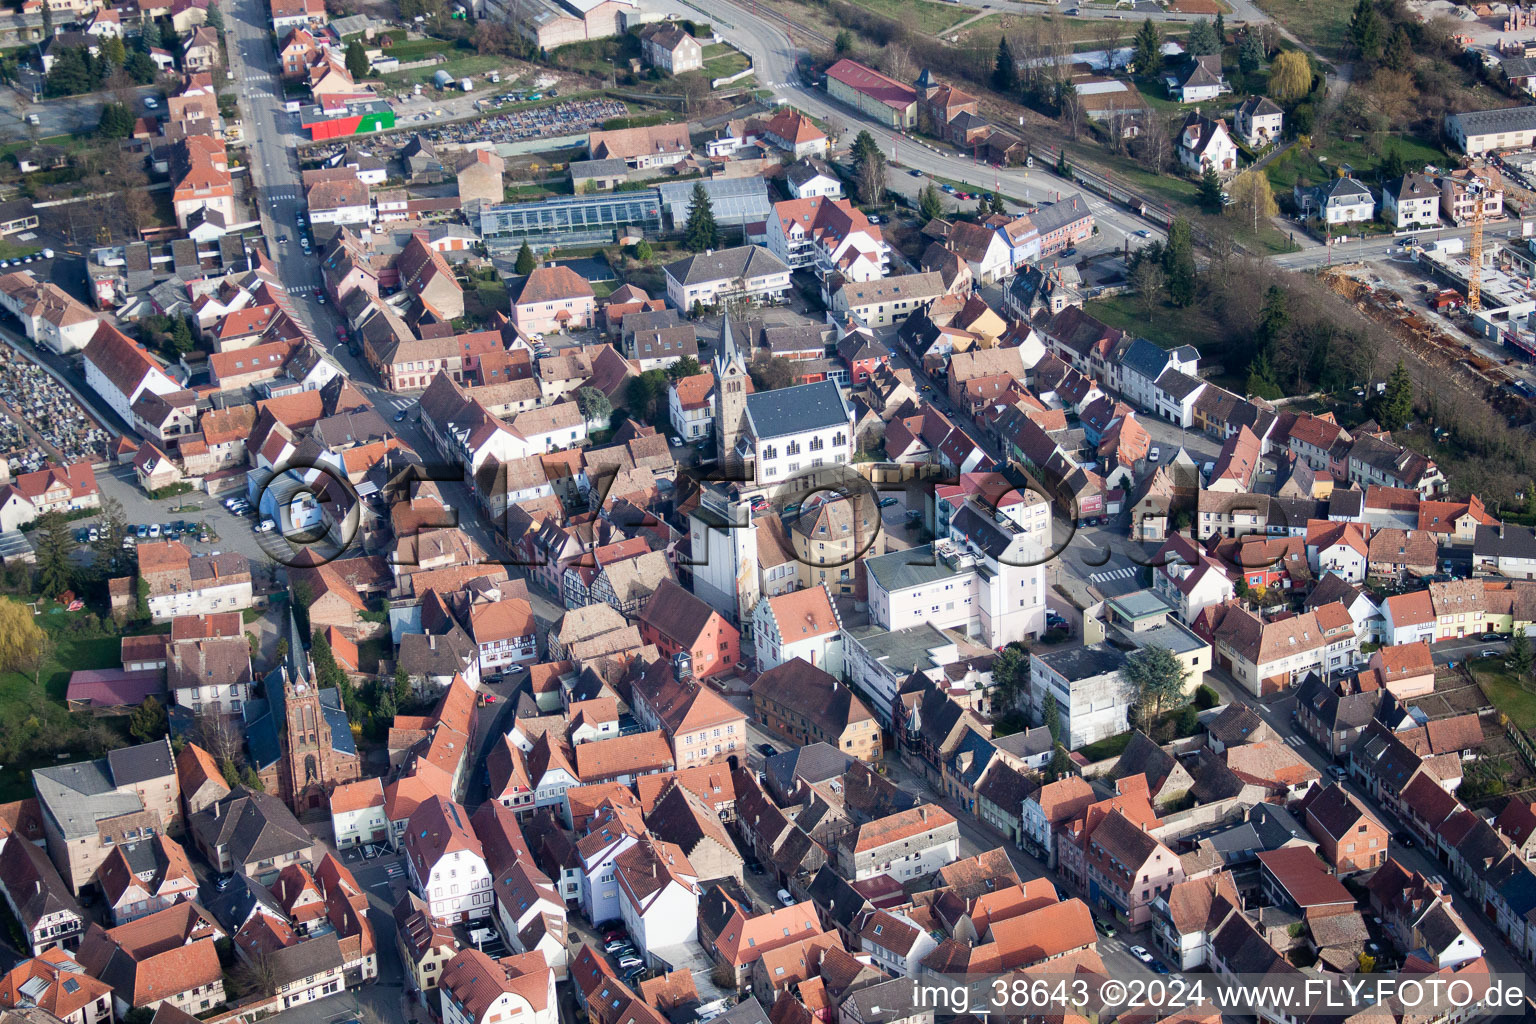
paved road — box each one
[651,0,1164,253]
[1195,663,1536,993]
[1268,224,1482,271]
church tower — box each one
[273,608,357,813]
[714,314,750,471]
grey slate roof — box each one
[1450,105,1536,137]
[192,787,311,868]
[744,379,849,440]
[1119,337,1173,383]
[664,244,789,287]
[34,739,174,841]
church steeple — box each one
[714,314,750,469]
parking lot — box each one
[84,466,278,567]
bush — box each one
[1194,684,1220,709]
[147,482,195,500]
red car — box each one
[334,325,347,340]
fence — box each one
[712,65,756,89]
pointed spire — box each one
[718,312,740,370]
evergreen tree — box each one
[1510,631,1534,678]
[1132,18,1162,77]
[1373,359,1414,430]
[139,17,161,50]
[41,0,52,36]
[514,241,535,275]
[1381,146,1405,181]
[394,666,412,705]
[1042,692,1060,744]
[205,1,223,30]
[990,192,1007,216]
[575,386,612,425]
[1349,0,1384,61]
[45,47,94,97]
[345,38,369,80]
[991,644,1028,713]
[993,35,1018,94]
[170,316,194,354]
[100,35,127,67]
[98,101,134,138]
[918,182,944,222]
[1197,164,1224,213]
[1163,217,1196,307]
[1383,25,1411,71]
[851,130,886,206]
[1257,284,1290,350]
[1238,32,1264,73]
[219,757,239,787]
[34,511,72,598]
[240,766,265,792]
[1214,10,1226,44]
[125,51,155,83]
[834,30,852,55]
[1124,644,1190,733]
[682,181,719,252]
[129,697,167,742]
[1187,19,1218,55]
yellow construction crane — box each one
[1469,178,1486,312]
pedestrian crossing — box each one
[1087,566,1138,584]
[1283,735,1307,749]
[386,397,415,411]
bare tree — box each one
[233,950,278,998]
[1130,257,1166,319]
[885,43,913,84]
[1093,20,1124,62]
[196,710,243,767]
[1136,117,1171,173]
[1058,82,1084,140]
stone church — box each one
[244,609,361,813]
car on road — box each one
[1481,632,1501,641]
[908,168,923,176]
[1062,247,1077,257]
[278,234,288,244]
[1129,946,1154,965]
[1135,229,1152,238]
[213,873,235,892]
[1149,960,1169,975]
[144,97,158,108]
[745,859,764,874]
[668,436,683,447]
[1481,649,1500,658]
[1148,446,1161,462]
[394,410,408,422]
[921,384,933,392]
[757,743,777,757]
[777,889,796,907]
[867,214,882,224]
[1328,765,1347,781]
[878,497,899,508]
[1393,831,1415,848]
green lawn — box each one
[1252,0,1351,61]
[1471,661,1536,732]
[0,619,125,803]
[1263,133,1449,193]
[846,0,981,36]
[1086,293,1230,352]
[701,45,751,80]
[1078,730,1134,762]
[379,53,506,90]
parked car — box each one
[1481,632,1500,641]
[777,889,795,907]
[878,497,899,508]
[758,743,777,757]
[256,519,276,533]
[1148,446,1161,462]
[617,954,643,970]
[148,524,161,538]
[1393,831,1415,848]
[603,939,629,953]
[1130,946,1154,964]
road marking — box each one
[1087,566,1137,583]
